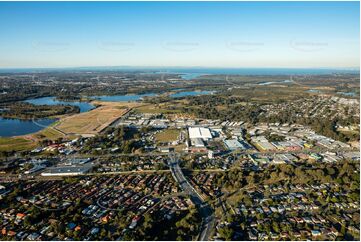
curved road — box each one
[168,153,215,241]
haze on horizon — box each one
[0,1,359,69]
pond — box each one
[0,117,56,137]
[25,96,94,113]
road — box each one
[168,153,215,241]
[9,142,356,161]
[3,131,357,164]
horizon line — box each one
[0,65,359,70]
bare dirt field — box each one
[54,101,141,136]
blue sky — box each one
[0,1,359,68]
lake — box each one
[90,93,157,102]
[170,90,215,98]
[0,117,55,137]
[26,96,94,113]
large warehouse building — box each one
[41,165,92,176]
[188,127,213,141]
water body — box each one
[26,96,94,113]
[90,93,157,102]
[48,67,359,81]
[154,71,207,80]
[0,117,55,137]
[258,80,293,86]
[337,92,357,97]
[307,89,323,93]
[179,73,208,80]
[152,67,360,80]
[170,90,215,98]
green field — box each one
[155,129,180,142]
[34,127,64,140]
[0,137,36,152]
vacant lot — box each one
[55,101,134,136]
[155,129,180,143]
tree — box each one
[218,226,234,240]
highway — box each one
[168,153,215,241]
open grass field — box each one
[155,129,180,142]
[55,102,130,136]
[0,137,36,152]
[33,126,66,140]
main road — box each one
[168,153,215,241]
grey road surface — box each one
[168,153,215,241]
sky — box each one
[0,1,359,69]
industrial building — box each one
[191,138,205,148]
[24,165,46,174]
[251,136,276,151]
[188,127,213,141]
[41,165,93,176]
[224,139,245,150]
